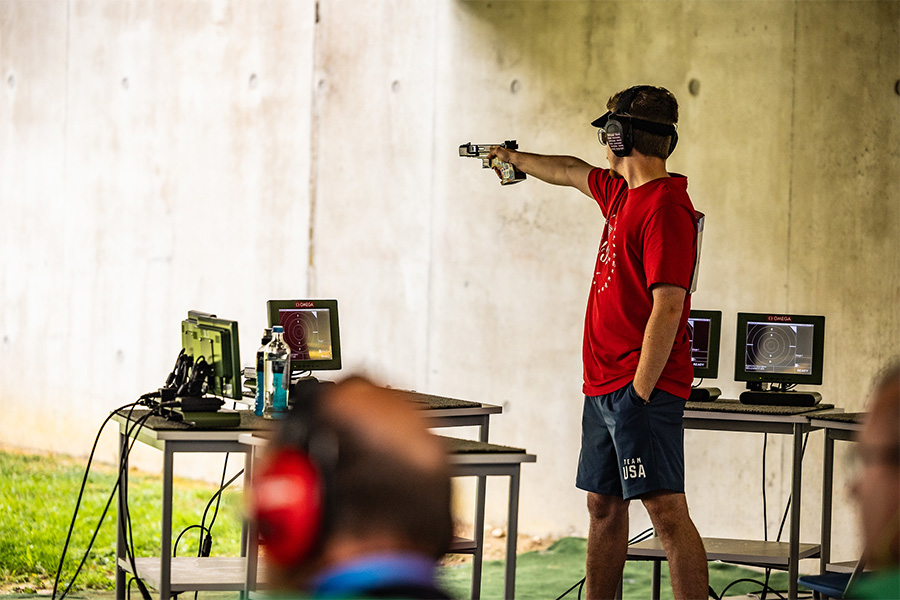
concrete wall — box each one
[2,0,898,566]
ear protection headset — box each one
[249,384,334,567]
[591,85,678,158]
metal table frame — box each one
[113,417,255,598]
[239,432,535,600]
[423,403,501,599]
[626,404,828,600]
[808,415,862,574]
[112,402,504,599]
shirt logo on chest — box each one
[596,214,618,293]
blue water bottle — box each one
[263,326,291,419]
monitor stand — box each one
[689,387,721,402]
[739,389,822,407]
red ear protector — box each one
[250,448,324,567]
[592,85,678,158]
[248,383,332,567]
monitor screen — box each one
[687,309,721,380]
[266,299,342,372]
[181,311,242,400]
[734,312,826,385]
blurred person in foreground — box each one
[249,375,455,599]
[847,361,900,598]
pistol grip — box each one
[490,157,525,185]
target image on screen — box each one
[687,310,721,380]
[266,299,342,372]
[279,308,333,361]
[734,312,825,385]
[744,322,814,375]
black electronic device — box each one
[591,85,678,158]
[734,312,826,406]
[180,311,242,401]
[266,299,342,374]
[687,309,722,402]
[738,389,823,407]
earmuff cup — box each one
[250,448,324,567]
[604,115,633,158]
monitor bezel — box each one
[688,309,722,380]
[266,299,342,372]
[734,312,826,386]
[181,312,242,400]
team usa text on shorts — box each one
[622,457,646,480]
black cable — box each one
[54,349,186,598]
[190,463,244,600]
[55,409,155,599]
[174,524,212,557]
[554,577,585,600]
[555,527,655,599]
[755,430,810,600]
[197,467,245,556]
[51,402,141,599]
[175,398,242,560]
[198,454,231,558]
[119,409,156,600]
[100,411,156,600]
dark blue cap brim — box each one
[591,111,612,128]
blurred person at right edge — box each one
[848,360,900,598]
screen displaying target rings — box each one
[734,312,825,385]
[266,299,342,373]
[744,321,814,375]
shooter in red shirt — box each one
[489,85,708,600]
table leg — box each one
[244,445,259,597]
[820,432,834,573]
[651,560,661,600]
[160,446,174,599]
[789,423,804,599]
[502,468,521,600]
[116,430,128,598]
[470,416,491,600]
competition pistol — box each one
[458,140,526,185]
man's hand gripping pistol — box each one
[459,140,526,185]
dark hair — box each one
[323,414,454,558]
[607,86,679,159]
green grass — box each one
[1,450,797,598]
[0,450,242,592]
[439,537,795,600]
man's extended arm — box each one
[632,284,687,401]
[488,146,595,197]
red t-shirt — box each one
[583,168,697,399]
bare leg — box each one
[585,492,630,600]
[641,491,708,600]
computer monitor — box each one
[181,311,242,400]
[687,309,721,380]
[266,299,342,373]
[734,312,826,386]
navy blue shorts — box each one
[576,382,686,500]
